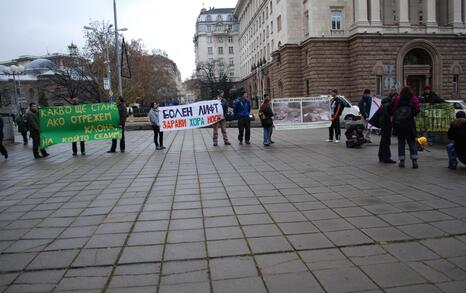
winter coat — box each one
[391,95,420,137]
[420,92,445,104]
[148,108,160,127]
[15,115,28,133]
[448,117,466,163]
[117,103,127,127]
[260,104,274,127]
[25,111,40,135]
[358,95,372,119]
[234,98,251,119]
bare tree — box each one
[196,61,234,100]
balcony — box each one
[330,29,345,37]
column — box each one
[398,0,410,30]
[450,0,463,28]
[355,0,369,25]
[370,0,382,25]
[425,0,437,27]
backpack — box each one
[393,99,413,126]
[258,110,265,120]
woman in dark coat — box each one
[259,96,274,146]
[378,92,397,163]
[391,87,420,168]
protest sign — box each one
[39,103,122,148]
[159,100,224,131]
[272,97,332,130]
[368,97,381,129]
[416,103,455,132]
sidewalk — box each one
[0,128,465,292]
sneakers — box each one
[383,159,397,164]
[245,141,250,145]
[270,141,275,144]
[224,142,231,145]
[325,139,333,142]
[156,146,161,150]
[72,153,77,156]
[160,146,166,150]
[264,143,270,147]
[335,140,340,143]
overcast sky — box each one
[0,0,237,80]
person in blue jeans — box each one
[259,96,274,146]
[446,111,466,170]
[234,92,251,144]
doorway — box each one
[406,76,426,96]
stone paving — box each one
[0,128,465,293]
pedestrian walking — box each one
[264,94,275,144]
[391,87,420,169]
[234,91,251,145]
[259,95,274,146]
[0,117,8,159]
[69,97,85,156]
[15,113,28,145]
[446,111,466,170]
[25,103,49,159]
[358,89,373,142]
[148,102,165,150]
[326,89,343,143]
[108,96,127,153]
[370,92,397,163]
[212,90,231,146]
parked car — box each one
[321,95,361,125]
[446,100,466,114]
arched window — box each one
[206,15,212,21]
[217,15,223,21]
[403,48,432,65]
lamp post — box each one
[113,0,127,98]
[3,64,25,114]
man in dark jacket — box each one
[377,96,396,163]
[15,113,28,145]
[446,111,466,170]
[25,102,49,159]
[358,89,373,142]
[108,96,127,153]
[0,117,8,159]
[69,97,85,156]
[420,86,445,104]
[327,89,343,143]
[234,91,251,145]
[212,90,231,146]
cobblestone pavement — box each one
[0,128,465,293]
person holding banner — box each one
[259,96,274,146]
[25,103,49,159]
[212,90,231,146]
[108,96,127,153]
[234,92,252,145]
[69,97,86,156]
[327,89,343,143]
[148,102,165,150]
[358,89,373,143]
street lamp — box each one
[3,64,25,114]
[113,0,125,97]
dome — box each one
[24,58,57,73]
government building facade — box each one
[235,0,466,101]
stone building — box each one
[235,0,466,101]
[194,7,241,82]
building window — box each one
[228,14,233,21]
[376,75,383,96]
[206,15,212,21]
[277,15,282,32]
[228,36,233,43]
[271,21,274,33]
[208,58,213,64]
[306,80,310,95]
[218,58,224,65]
[304,10,309,36]
[208,47,213,55]
[218,36,223,43]
[208,36,212,43]
[207,25,212,32]
[229,46,234,54]
[453,75,459,95]
[217,15,223,21]
[331,10,342,30]
[218,47,224,54]
[270,1,273,14]
[229,57,234,66]
[228,24,233,30]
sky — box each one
[0,0,237,80]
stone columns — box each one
[425,0,437,27]
[398,0,410,30]
[355,0,369,25]
[370,0,382,26]
[450,0,464,28]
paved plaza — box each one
[0,128,466,293]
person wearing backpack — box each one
[259,95,274,146]
[391,87,420,168]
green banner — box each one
[416,103,455,133]
[39,103,122,148]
